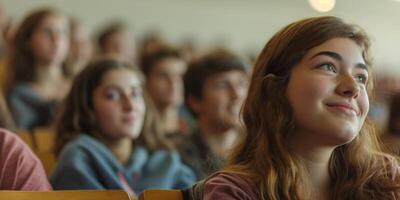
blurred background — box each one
[1,0,399,72]
[1,0,400,132]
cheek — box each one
[288,78,321,106]
[209,92,228,113]
[148,78,166,92]
[30,37,46,52]
[359,90,370,119]
[93,102,117,123]
[137,100,146,116]
[287,76,333,122]
[60,37,70,52]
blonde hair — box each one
[225,16,400,199]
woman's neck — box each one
[300,149,331,199]
[31,63,68,100]
[35,63,63,84]
[159,106,180,133]
[291,131,334,199]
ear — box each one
[187,95,202,115]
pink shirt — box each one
[0,129,51,190]
[203,172,260,200]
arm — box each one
[165,151,196,189]
[50,147,105,190]
[7,89,35,129]
[0,129,51,190]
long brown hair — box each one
[6,8,67,91]
[54,57,173,155]
[225,16,400,199]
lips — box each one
[326,102,359,116]
[122,115,135,124]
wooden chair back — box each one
[0,190,133,200]
[139,189,183,200]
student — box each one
[96,22,136,64]
[6,8,70,130]
[50,58,195,196]
[140,45,189,144]
[202,16,400,199]
[180,49,249,180]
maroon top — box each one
[203,172,260,200]
[0,129,51,190]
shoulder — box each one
[7,84,33,98]
[0,128,34,158]
[203,171,259,200]
[57,134,104,162]
[0,129,51,190]
[146,149,183,166]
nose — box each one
[122,95,134,111]
[229,84,241,101]
[50,29,63,45]
[335,74,360,99]
[168,76,183,93]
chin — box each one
[328,130,359,146]
[219,118,240,130]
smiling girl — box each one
[202,16,400,200]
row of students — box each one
[1,6,399,200]
[0,6,249,194]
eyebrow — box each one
[310,51,368,72]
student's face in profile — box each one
[146,58,186,109]
[286,37,369,147]
[92,68,145,140]
[29,14,69,67]
[194,70,248,130]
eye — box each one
[214,80,229,89]
[130,88,143,99]
[318,63,337,73]
[355,74,368,84]
[105,89,121,101]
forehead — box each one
[303,37,365,65]
[99,68,141,87]
[40,14,67,25]
[151,57,186,73]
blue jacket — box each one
[50,134,196,194]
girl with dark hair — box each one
[50,58,195,196]
[6,8,70,130]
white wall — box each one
[2,0,400,73]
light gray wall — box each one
[2,0,400,73]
